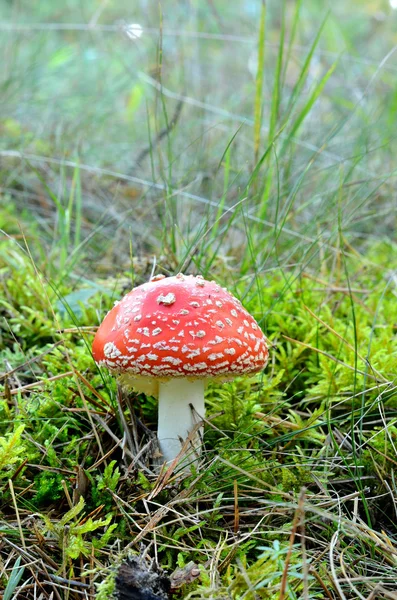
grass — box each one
[1,0,397,598]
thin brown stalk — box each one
[279,488,306,600]
[233,479,240,534]
[8,479,26,550]
[61,479,73,509]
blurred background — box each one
[1,0,396,278]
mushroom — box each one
[92,273,269,464]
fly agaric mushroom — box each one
[92,274,269,463]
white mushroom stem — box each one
[157,379,205,464]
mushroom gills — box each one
[157,379,205,464]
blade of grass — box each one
[253,0,266,165]
[284,13,329,118]
[211,146,231,242]
[3,557,25,600]
[269,0,285,145]
[71,164,82,249]
[281,0,302,92]
[258,1,285,223]
[284,61,337,147]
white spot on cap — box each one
[225,318,232,326]
[208,336,223,346]
[103,342,122,359]
[137,327,150,337]
[190,301,200,308]
[224,348,236,355]
[147,353,158,360]
[215,301,223,308]
[208,352,224,361]
[216,320,225,329]
[196,330,206,338]
[162,356,183,365]
[153,341,170,350]
[152,327,162,336]
[214,360,230,369]
[180,309,189,315]
[134,314,142,322]
[185,362,208,370]
[151,274,166,281]
[157,292,176,305]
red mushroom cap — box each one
[92,274,268,385]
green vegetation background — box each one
[1,0,397,598]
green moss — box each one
[1,226,397,598]
[34,471,64,505]
[0,424,26,480]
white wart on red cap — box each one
[92,273,268,382]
